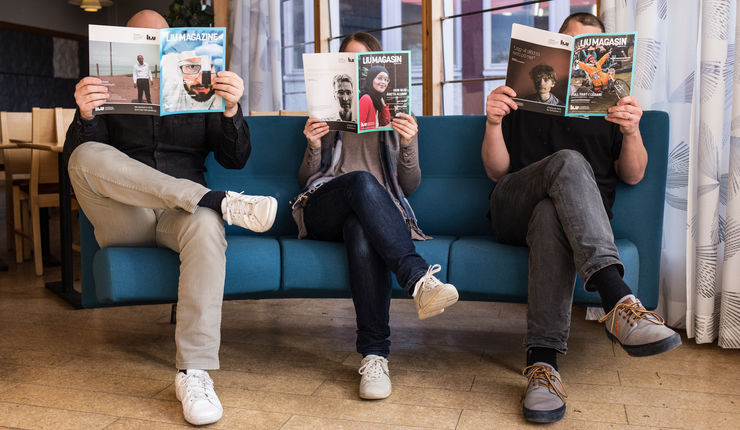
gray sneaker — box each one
[522,363,567,423]
[412,264,459,320]
[598,295,681,357]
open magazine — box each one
[505,23,636,116]
[88,25,226,116]
[303,51,411,133]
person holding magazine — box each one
[358,65,392,130]
[65,9,278,426]
[296,32,459,400]
[481,13,680,423]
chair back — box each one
[55,108,76,146]
[0,111,32,144]
[31,108,59,186]
[250,110,280,116]
[0,111,32,178]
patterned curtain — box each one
[228,0,283,113]
[602,0,740,348]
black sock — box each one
[198,190,226,215]
[588,264,633,313]
[527,347,558,371]
[178,369,187,374]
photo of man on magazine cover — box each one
[89,35,160,114]
[160,28,225,115]
[333,74,354,122]
[506,39,569,115]
[568,33,635,113]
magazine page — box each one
[160,27,226,116]
[356,51,411,133]
[505,23,572,117]
[566,32,636,116]
[89,25,161,116]
[302,52,358,132]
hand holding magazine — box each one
[505,23,636,116]
[88,24,226,116]
[302,51,411,133]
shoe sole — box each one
[605,329,682,357]
[249,197,278,233]
[417,287,459,320]
[359,389,392,400]
[523,404,566,423]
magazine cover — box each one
[505,23,636,117]
[303,50,411,133]
[303,52,358,132]
[89,25,161,115]
[567,33,636,115]
[160,27,226,116]
[357,51,410,133]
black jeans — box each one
[137,78,151,103]
[303,171,428,357]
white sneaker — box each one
[221,191,277,232]
[175,370,223,425]
[358,355,391,400]
[412,264,459,320]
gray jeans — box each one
[490,149,622,353]
[68,142,226,370]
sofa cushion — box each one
[280,236,456,295]
[448,236,638,306]
[92,236,281,304]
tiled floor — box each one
[1,215,739,429]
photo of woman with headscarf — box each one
[358,65,392,131]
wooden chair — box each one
[0,111,32,252]
[13,107,76,275]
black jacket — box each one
[64,105,251,186]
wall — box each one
[0,0,173,111]
[0,0,172,36]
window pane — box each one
[281,0,314,110]
[441,0,598,115]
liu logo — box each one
[147,34,156,41]
[560,40,570,47]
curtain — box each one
[602,0,740,348]
[228,0,282,113]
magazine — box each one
[88,25,226,116]
[505,23,636,116]
[303,51,411,133]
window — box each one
[281,0,423,112]
[441,0,598,115]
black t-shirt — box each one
[501,109,623,218]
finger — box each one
[493,86,517,97]
[76,77,103,90]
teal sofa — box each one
[78,112,669,310]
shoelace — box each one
[358,356,389,381]
[415,264,443,295]
[183,372,216,403]
[522,364,568,402]
[598,299,666,332]
[223,192,258,227]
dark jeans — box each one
[137,78,151,103]
[490,150,624,354]
[303,171,429,357]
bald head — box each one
[127,10,169,29]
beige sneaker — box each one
[221,191,277,232]
[412,264,459,320]
[522,363,567,423]
[358,355,391,400]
